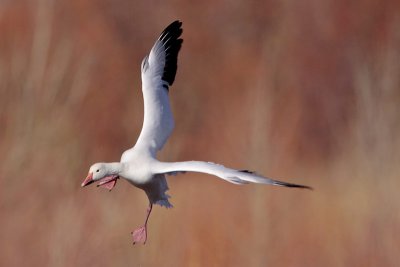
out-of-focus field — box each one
[1,0,400,266]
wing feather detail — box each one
[133,21,183,156]
[154,161,313,189]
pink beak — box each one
[81,172,94,187]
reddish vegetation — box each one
[1,0,400,266]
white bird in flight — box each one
[81,20,312,245]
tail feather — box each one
[143,174,174,208]
[155,199,173,208]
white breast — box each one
[120,148,155,185]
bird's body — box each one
[82,21,311,245]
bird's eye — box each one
[96,169,100,172]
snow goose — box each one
[82,20,312,245]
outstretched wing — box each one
[154,161,312,189]
[134,21,183,156]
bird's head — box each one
[81,163,107,187]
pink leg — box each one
[97,175,119,191]
[131,203,153,245]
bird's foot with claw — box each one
[131,226,147,245]
[97,175,119,191]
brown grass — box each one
[1,0,400,266]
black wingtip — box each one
[275,180,314,190]
[158,20,183,86]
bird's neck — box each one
[105,162,124,175]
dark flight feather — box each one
[158,20,183,87]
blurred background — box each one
[1,0,400,266]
